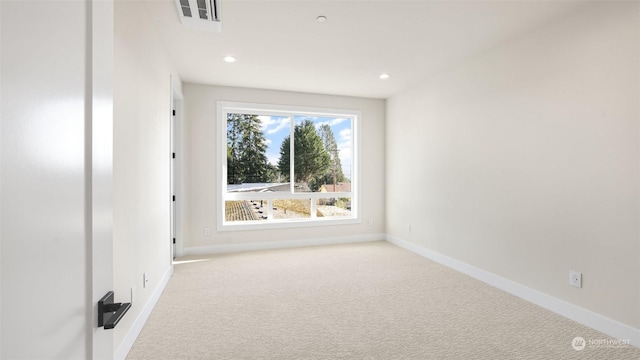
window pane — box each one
[272,199,312,219]
[292,115,352,193]
[317,197,352,218]
[225,200,267,222]
[226,113,290,193]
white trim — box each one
[220,218,361,232]
[183,233,384,256]
[385,235,640,348]
[171,78,185,258]
[114,266,172,360]
[217,101,358,118]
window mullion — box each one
[289,115,295,194]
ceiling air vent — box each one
[175,0,221,32]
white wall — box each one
[0,2,4,355]
[1,0,114,358]
[183,84,385,252]
[112,0,181,355]
[386,1,639,331]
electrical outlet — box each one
[143,272,149,288]
[204,227,211,236]
[569,271,582,288]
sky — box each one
[257,114,353,180]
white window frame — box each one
[217,101,361,231]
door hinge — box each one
[172,195,176,202]
[172,109,176,116]
[172,152,175,159]
[173,238,176,244]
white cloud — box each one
[267,118,290,135]
[338,140,351,160]
[331,117,350,126]
[267,151,280,166]
[259,115,290,135]
[339,128,351,143]
[258,115,275,131]
[336,129,352,177]
[314,117,350,129]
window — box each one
[218,102,359,230]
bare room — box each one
[1,0,639,359]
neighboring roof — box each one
[227,182,311,193]
[319,183,351,193]
[227,183,289,192]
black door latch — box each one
[98,291,131,330]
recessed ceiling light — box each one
[316,16,327,23]
[379,73,390,80]
[223,56,237,63]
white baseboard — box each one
[183,233,385,256]
[114,265,173,360]
[386,235,640,348]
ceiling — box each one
[141,0,587,99]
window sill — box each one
[218,217,361,232]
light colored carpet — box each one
[127,241,639,359]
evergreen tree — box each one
[318,124,346,186]
[227,115,242,184]
[227,114,271,184]
[277,120,331,190]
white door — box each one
[0,1,115,358]
[171,102,177,260]
[170,84,184,260]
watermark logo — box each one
[572,337,586,351]
[572,336,631,351]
